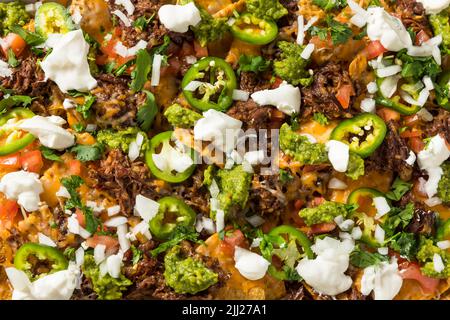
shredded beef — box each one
[123,241,228,300]
[227,100,274,130]
[91,74,146,129]
[283,283,307,300]
[367,121,413,181]
[301,62,355,119]
[110,0,167,48]
[406,206,437,236]
[396,0,432,37]
[278,0,299,28]
[1,56,46,95]
[89,149,156,215]
[426,108,450,144]
[249,174,286,216]
[172,168,210,216]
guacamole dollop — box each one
[204,165,252,217]
[82,254,132,300]
[438,161,450,203]
[96,127,146,153]
[273,41,313,86]
[164,103,202,128]
[417,238,450,279]
[0,1,30,36]
[299,200,356,226]
[164,245,218,294]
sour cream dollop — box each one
[18,115,75,150]
[40,29,97,93]
[158,3,201,33]
[416,0,450,15]
[0,170,43,212]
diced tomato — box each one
[409,137,425,153]
[66,159,82,176]
[20,150,43,173]
[0,200,19,221]
[0,153,21,170]
[193,40,208,58]
[75,208,86,227]
[362,40,387,60]
[415,30,430,46]
[1,33,27,57]
[404,114,420,126]
[86,235,120,254]
[377,107,401,122]
[271,77,284,89]
[294,199,305,211]
[310,222,337,234]
[399,261,440,294]
[400,129,422,139]
[312,197,325,206]
[220,229,247,256]
[335,84,354,109]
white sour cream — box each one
[40,29,97,93]
[158,3,201,33]
[0,170,43,212]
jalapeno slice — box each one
[14,243,68,279]
[265,225,313,280]
[330,113,387,158]
[149,196,197,240]
[35,2,75,38]
[0,108,35,156]
[375,96,421,115]
[436,71,450,111]
[347,187,384,206]
[145,131,196,183]
[230,13,278,45]
[182,57,237,112]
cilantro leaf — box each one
[70,143,104,162]
[327,16,353,45]
[237,55,270,75]
[130,48,152,92]
[150,226,200,257]
[387,232,418,260]
[76,94,96,119]
[83,206,100,234]
[350,246,389,268]
[279,169,294,184]
[40,146,62,162]
[7,49,19,68]
[131,245,143,265]
[10,25,45,46]
[313,0,347,11]
[132,14,154,30]
[385,177,412,201]
[0,95,32,113]
[137,90,158,131]
[382,203,415,237]
[61,175,84,209]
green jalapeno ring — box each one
[149,196,197,240]
[230,13,278,45]
[0,108,36,156]
[436,71,450,111]
[330,113,387,158]
[347,187,385,205]
[35,2,75,38]
[145,131,196,183]
[14,243,68,279]
[375,96,421,115]
[182,57,237,112]
[266,225,313,281]
[437,219,450,241]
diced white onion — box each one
[377,247,389,255]
[328,178,348,190]
[38,233,57,247]
[296,15,305,45]
[405,150,416,166]
[112,9,131,27]
[373,197,390,219]
[351,226,362,240]
[117,224,131,253]
[151,54,162,86]
[360,98,376,113]
[437,240,450,250]
[417,108,433,122]
[433,253,445,273]
[184,80,204,91]
[423,76,434,91]
[232,89,249,101]
[216,209,225,233]
[104,216,128,228]
[424,197,442,207]
[374,225,385,244]
[367,82,378,94]
[379,75,400,98]
[300,43,315,60]
[107,205,121,216]
[376,65,402,78]
[245,215,265,227]
[75,247,84,266]
[94,244,106,265]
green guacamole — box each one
[204,165,252,217]
[299,200,356,226]
[0,1,30,36]
[430,13,450,54]
[417,238,450,279]
[96,127,147,153]
[164,103,202,128]
[273,41,313,86]
[164,245,218,295]
[82,255,132,300]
